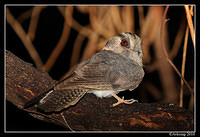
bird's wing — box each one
[54,50,144,91]
[54,60,117,91]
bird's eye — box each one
[121,39,129,47]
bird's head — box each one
[103,32,143,67]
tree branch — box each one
[6,50,194,131]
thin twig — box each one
[90,7,113,38]
[60,112,74,131]
[179,26,189,107]
[169,17,186,60]
[141,6,163,65]
[27,6,47,41]
[111,6,122,33]
[57,6,93,37]
[184,5,195,49]
[6,8,43,68]
[145,82,162,100]
[137,6,144,31]
[70,33,85,68]
[122,6,134,32]
[17,8,33,24]
[23,108,69,129]
[80,32,99,61]
[160,6,193,95]
[42,6,73,72]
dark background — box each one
[5,6,195,131]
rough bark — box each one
[6,50,194,131]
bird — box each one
[24,32,144,113]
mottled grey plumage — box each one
[25,32,144,112]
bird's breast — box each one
[88,90,119,98]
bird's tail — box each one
[23,88,54,109]
[24,88,88,112]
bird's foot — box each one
[111,93,138,107]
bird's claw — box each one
[112,94,138,107]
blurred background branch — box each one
[6,7,43,68]
[184,5,195,48]
[42,6,73,72]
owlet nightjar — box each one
[24,32,144,112]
